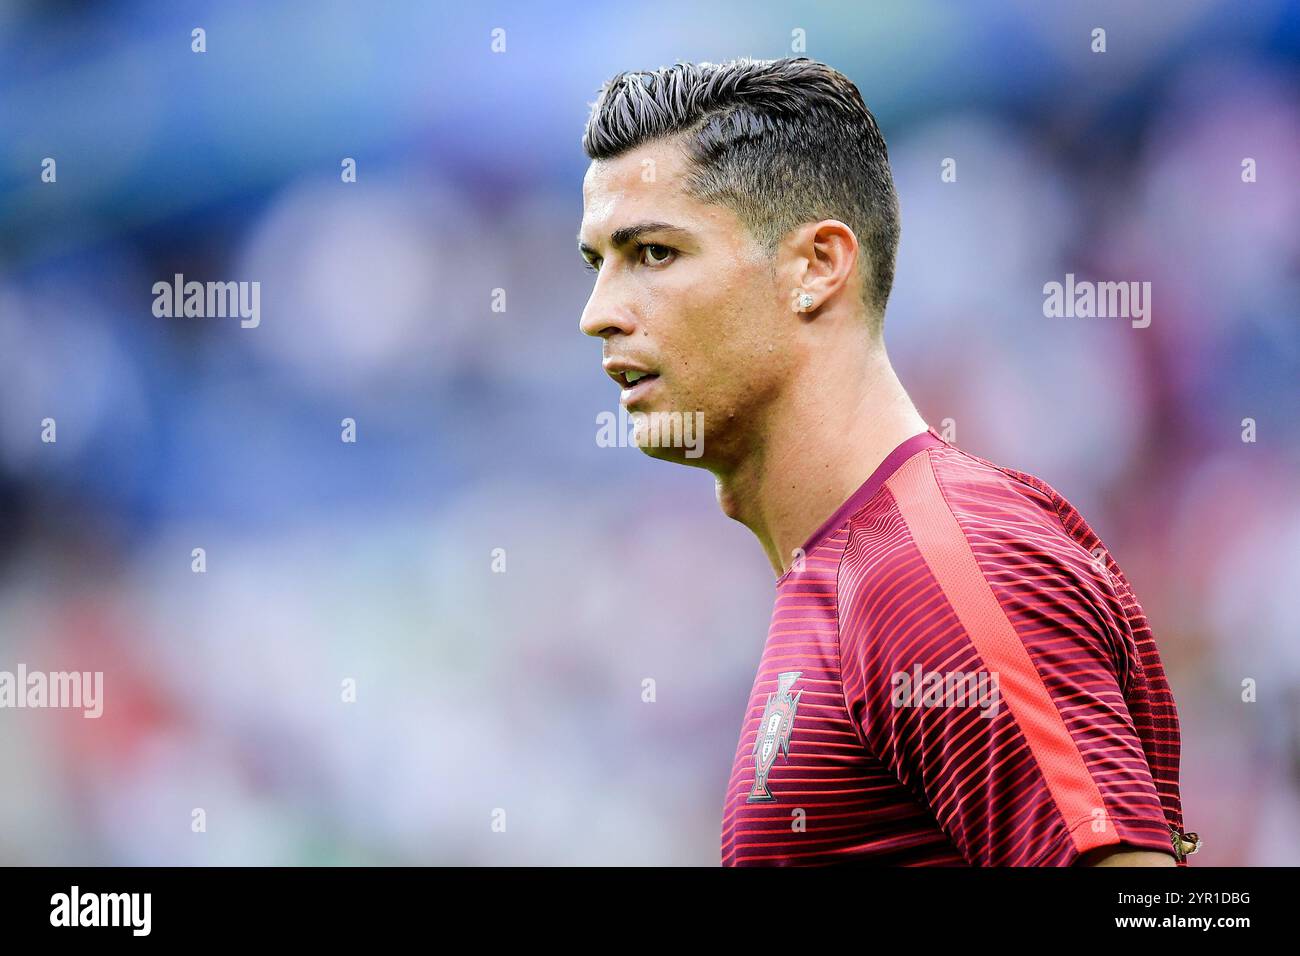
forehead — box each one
[580,140,705,237]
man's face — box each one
[578,138,797,468]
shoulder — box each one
[861,443,1102,583]
[837,443,1126,666]
[838,443,1078,593]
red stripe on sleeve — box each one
[885,452,1114,855]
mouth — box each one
[605,365,661,405]
[619,371,660,406]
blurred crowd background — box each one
[1,1,1297,865]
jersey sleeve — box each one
[837,452,1178,866]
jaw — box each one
[630,407,710,467]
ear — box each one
[781,220,860,313]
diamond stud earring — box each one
[797,292,815,311]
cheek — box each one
[679,308,780,409]
[712,281,784,366]
[657,259,778,396]
[694,266,763,341]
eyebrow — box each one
[577,221,691,260]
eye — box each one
[583,257,601,273]
[637,243,676,267]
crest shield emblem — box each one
[747,670,802,803]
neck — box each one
[713,340,928,577]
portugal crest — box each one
[747,670,802,803]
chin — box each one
[629,407,708,466]
[637,442,711,469]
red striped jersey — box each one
[720,427,1186,866]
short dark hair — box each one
[582,56,900,320]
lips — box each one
[619,373,660,406]
[612,369,659,388]
[602,361,660,406]
[621,369,654,387]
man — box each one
[576,57,1193,866]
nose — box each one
[579,277,637,339]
